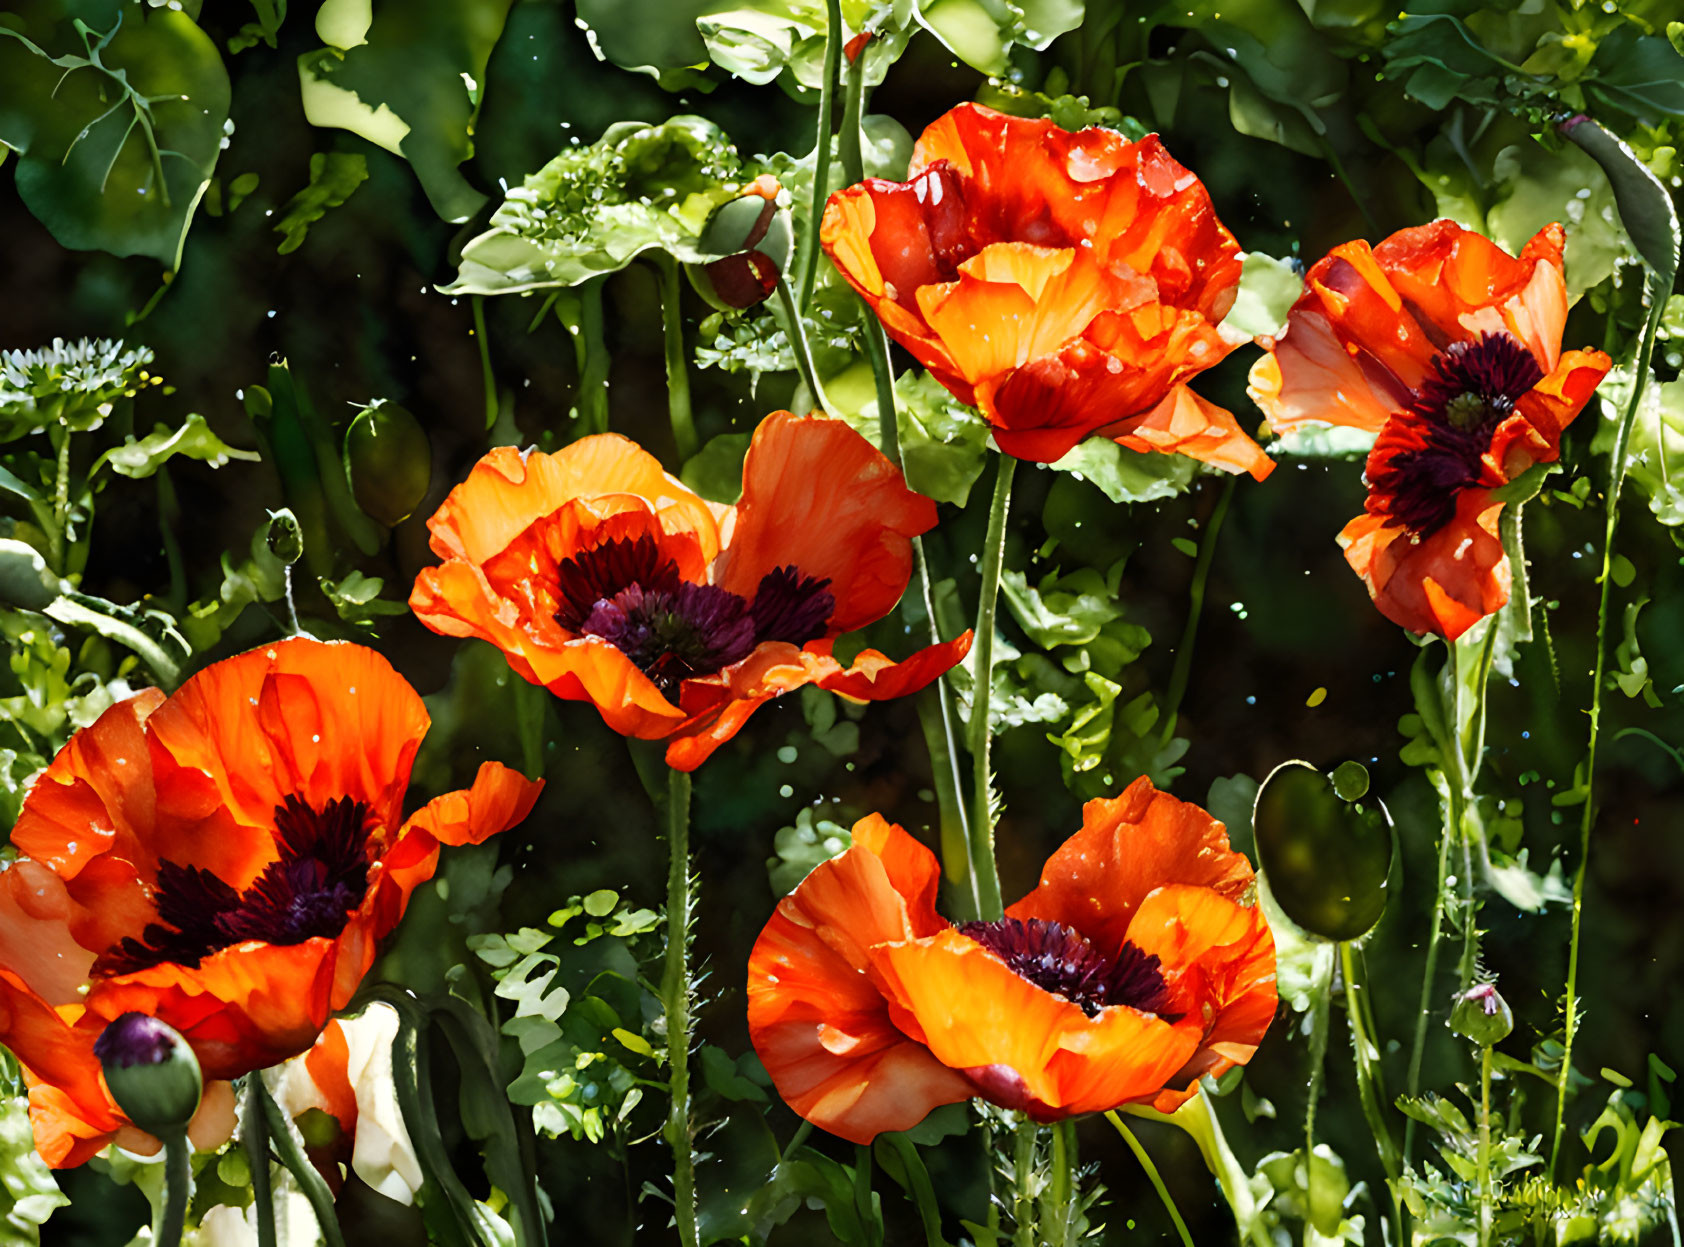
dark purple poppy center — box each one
[957,917,1174,1018]
[554,535,836,696]
[1369,332,1544,537]
[103,796,373,974]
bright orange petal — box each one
[815,634,974,703]
[1105,384,1275,480]
[1499,347,1612,471]
[144,639,429,889]
[1338,492,1509,640]
[0,859,96,1005]
[873,929,1201,1118]
[747,828,969,1142]
[1007,777,1253,963]
[1248,300,1408,435]
[714,413,937,633]
[303,1020,360,1134]
[398,762,542,848]
[0,972,121,1168]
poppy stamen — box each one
[102,796,374,974]
[556,540,837,696]
[958,917,1174,1018]
[1367,332,1544,537]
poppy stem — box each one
[471,296,499,436]
[256,1074,348,1247]
[1340,941,1403,1242]
[1303,943,1334,1166]
[794,0,843,313]
[157,1130,190,1247]
[1010,1115,1036,1247]
[882,1132,951,1247]
[1104,1113,1193,1247]
[1044,1120,1078,1247]
[1159,476,1235,750]
[838,24,867,188]
[969,453,1017,922]
[654,253,699,462]
[660,766,699,1247]
[774,275,831,414]
[241,1076,278,1247]
[557,279,611,435]
[1477,1043,1494,1247]
[1553,279,1668,1177]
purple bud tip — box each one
[1559,114,1591,134]
[1462,983,1500,1015]
[93,1012,177,1070]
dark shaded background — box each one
[6,0,1682,1242]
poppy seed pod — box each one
[1253,760,1393,944]
[344,399,432,527]
[689,176,792,311]
[94,1013,202,1136]
[1450,983,1514,1046]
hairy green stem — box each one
[1011,1115,1035,1247]
[969,454,1017,923]
[51,427,70,572]
[1553,285,1667,1176]
[1342,942,1402,1242]
[1046,1120,1077,1247]
[1478,1043,1494,1247]
[1159,476,1234,748]
[1105,1113,1193,1247]
[256,1075,346,1247]
[655,254,698,462]
[794,0,843,312]
[1304,947,1333,1216]
[157,1131,190,1247]
[661,767,698,1247]
[242,1077,277,1247]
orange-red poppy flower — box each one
[409,411,973,771]
[0,637,541,1167]
[1249,220,1611,639]
[747,777,1276,1142]
[820,102,1273,479]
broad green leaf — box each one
[0,538,59,611]
[1582,27,1684,129]
[680,432,752,504]
[1596,368,1684,526]
[1001,566,1124,650]
[298,0,515,223]
[1224,251,1303,341]
[97,413,260,479]
[905,0,1084,77]
[273,150,368,254]
[767,808,852,895]
[0,3,229,268]
[0,1093,66,1242]
[442,116,754,295]
[845,369,989,507]
[1043,437,1198,504]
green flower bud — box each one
[343,399,432,527]
[94,1013,202,1136]
[1253,760,1393,943]
[1450,983,1514,1046]
[264,508,305,565]
[689,176,793,311]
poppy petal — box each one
[398,762,543,848]
[422,440,721,568]
[0,858,97,1005]
[1499,347,1612,471]
[713,412,937,633]
[748,831,970,1143]
[1008,777,1253,963]
[815,634,975,703]
[1246,303,1408,436]
[10,688,165,883]
[143,639,430,888]
[1338,490,1508,640]
[1103,384,1275,481]
[0,973,120,1167]
[873,928,1201,1117]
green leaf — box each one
[767,808,852,895]
[1043,437,1198,504]
[1562,115,1681,290]
[1001,565,1124,649]
[1224,251,1302,341]
[319,569,407,624]
[1583,27,1684,129]
[0,1093,67,1242]
[0,3,230,268]
[842,369,989,507]
[0,538,60,611]
[298,0,515,223]
[907,0,1085,77]
[97,412,259,479]
[443,116,753,295]
[273,150,368,255]
[680,432,751,504]
[1596,369,1684,526]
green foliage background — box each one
[1,0,1682,1243]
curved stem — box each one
[969,454,1017,922]
[661,767,698,1247]
[794,0,843,312]
[838,28,867,188]
[256,1075,347,1247]
[883,1133,951,1247]
[1104,1113,1194,1247]
[242,1077,277,1247]
[1159,476,1234,748]
[774,275,830,413]
[1341,942,1402,1243]
[655,254,698,462]
[157,1131,190,1247]
[1304,946,1333,1215]
[1553,285,1667,1176]
[1478,1044,1494,1247]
